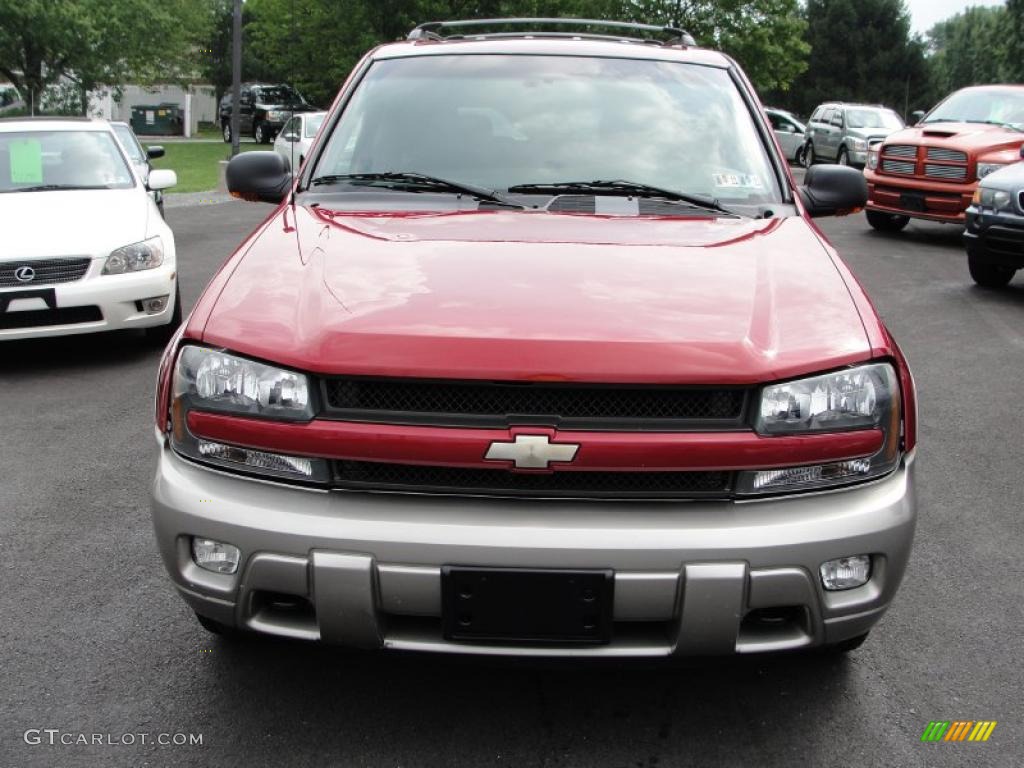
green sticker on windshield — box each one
[10,139,43,184]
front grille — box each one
[926,147,967,162]
[881,159,915,175]
[548,195,596,214]
[884,145,917,158]
[0,305,102,330]
[334,460,731,499]
[322,377,748,429]
[0,257,91,287]
[924,164,967,181]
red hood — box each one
[884,122,1024,158]
[199,207,872,384]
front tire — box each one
[805,142,816,166]
[837,146,850,166]
[254,121,268,144]
[866,209,910,232]
[222,121,231,143]
[145,284,182,346]
[795,144,806,167]
[968,251,1016,288]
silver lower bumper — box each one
[151,447,917,657]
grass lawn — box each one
[143,141,261,194]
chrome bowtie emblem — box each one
[484,434,580,469]
[14,266,35,283]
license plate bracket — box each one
[900,191,927,212]
[442,567,614,644]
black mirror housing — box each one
[146,146,165,159]
[798,165,868,218]
[226,151,292,204]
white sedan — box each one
[272,111,326,172]
[0,118,179,343]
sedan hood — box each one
[0,188,150,259]
[202,207,873,384]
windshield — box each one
[0,130,135,192]
[924,87,1024,129]
[255,86,305,106]
[313,55,781,206]
[846,108,903,130]
[111,124,145,164]
[304,113,325,138]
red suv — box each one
[864,85,1024,231]
[151,19,917,657]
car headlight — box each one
[170,346,328,482]
[737,363,902,495]
[266,110,285,121]
[867,148,880,170]
[103,236,164,274]
[851,139,868,151]
[972,186,1013,211]
[977,162,1009,181]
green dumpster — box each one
[130,104,184,136]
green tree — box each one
[1008,0,1024,83]
[927,6,1010,97]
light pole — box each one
[230,0,242,157]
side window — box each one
[281,117,297,136]
[767,112,783,130]
[831,109,845,127]
[810,107,824,123]
[240,88,252,105]
[821,108,835,125]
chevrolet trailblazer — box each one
[151,19,918,657]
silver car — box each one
[272,111,327,172]
[766,107,806,165]
[805,103,904,168]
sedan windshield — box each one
[0,130,134,193]
[313,55,782,206]
[924,87,1024,129]
[847,108,903,130]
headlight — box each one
[170,346,328,482]
[737,363,902,495]
[103,236,164,274]
[973,186,1013,211]
[977,162,1009,180]
[267,110,285,121]
[850,139,868,151]
[867,149,879,170]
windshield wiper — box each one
[1,184,110,193]
[506,180,742,217]
[309,172,522,208]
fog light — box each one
[743,459,872,493]
[820,555,871,591]
[197,439,314,478]
[141,295,168,314]
[192,537,241,574]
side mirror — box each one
[147,169,177,191]
[911,110,926,125]
[226,151,291,204]
[779,124,795,134]
[798,165,868,218]
[146,146,165,160]
[282,133,299,142]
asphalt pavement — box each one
[1,196,1022,767]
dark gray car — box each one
[964,151,1024,287]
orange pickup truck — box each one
[863,85,1024,232]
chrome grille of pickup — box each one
[926,147,967,162]
[333,460,732,499]
[884,145,917,158]
[924,164,967,181]
[882,159,915,175]
[322,377,749,429]
[0,257,91,287]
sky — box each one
[905,0,1005,35]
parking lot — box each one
[1,194,1022,767]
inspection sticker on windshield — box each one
[714,173,764,190]
[9,139,43,184]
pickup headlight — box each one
[973,186,1013,211]
[737,363,902,495]
[850,138,868,151]
[977,162,1009,181]
[867,148,880,170]
[103,236,163,274]
[170,346,329,482]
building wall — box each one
[88,84,217,137]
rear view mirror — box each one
[147,146,165,160]
[226,151,291,204]
[798,165,868,218]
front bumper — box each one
[0,263,176,341]
[964,206,1024,269]
[152,445,917,657]
[864,168,974,223]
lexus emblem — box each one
[14,266,35,283]
[484,434,580,470]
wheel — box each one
[255,121,268,144]
[195,612,244,639]
[821,632,869,654]
[145,284,182,345]
[805,142,816,166]
[837,146,850,166]
[968,251,1016,288]
[795,144,806,168]
[866,209,910,232]
[222,120,231,143]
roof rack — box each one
[407,18,696,47]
